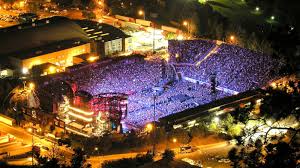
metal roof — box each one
[0,16,90,59]
[75,19,130,42]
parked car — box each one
[228,139,238,145]
[218,158,231,163]
[180,145,198,153]
[18,13,38,23]
[180,146,192,153]
[181,158,203,167]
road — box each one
[0,121,143,167]
[88,152,145,168]
[176,142,233,168]
[0,122,73,165]
[0,122,50,147]
[7,157,38,166]
[87,141,233,168]
[0,120,233,168]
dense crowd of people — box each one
[65,56,231,126]
[126,81,230,125]
[174,43,283,92]
[168,40,215,63]
[70,57,161,95]
[62,41,283,126]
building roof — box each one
[0,17,130,62]
[0,16,90,60]
[75,19,130,42]
[159,89,264,126]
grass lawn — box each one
[206,0,272,31]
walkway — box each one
[195,44,220,67]
[183,76,239,95]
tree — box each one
[2,0,17,4]
[99,135,112,153]
[72,0,82,7]
[102,153,153,168]
[82,10,96,20]
[135,152,153,165]
[221,114,243,137]
[53,0,72,8]
[162,149,175,162]
[71,148,87,168]
[190,122,209,137]
[165,32,177,40]
[263,141,298,168]
[28,2,40,13]
[268,25,300,72]
[170,128,191,145]
[215,23,224,40]
[228,84,300,168]
[102,158,136,168]
[34,146,62,168]
[47,142,64,160]
[228,148,239,168]
[124,130,140,148]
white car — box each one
[218,158,231,163]
[228,139,238,145]
[181,158,203,167]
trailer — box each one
[0,114,15,126]
[135,19,152,27]
[103,15,118,22]
[123,22,141,29]
[115,15,135,22]
[161,25,181,34]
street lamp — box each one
[152,95,156,155]
[138,10,145,20]
[230,35,235,41]
[270,15,275,20]
[183,21,188,26]
[87,56,98,62]
[255,7,260,12]
[271,82,277,88]
[29,82,35,90]
[229,35,236,44]
[213,117,220,123]
[27,128,34,166]
[19,1,25,8]
[152,23,155,53]
[146,123,153,132]
[49,66,56,74]
[22,67,29,74]
[177,34,184,40]
[27,128,33,133]
[182,20,190,36]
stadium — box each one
[36,39,284,136]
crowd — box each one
[65,56,231,126]
[125,81,230,125]
[175,43,283,92]
[61,41,283,126]
[69,57,161,95]
[168,40,215,64]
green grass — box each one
[207,0,268,30]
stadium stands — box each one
[59,40,284,126]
